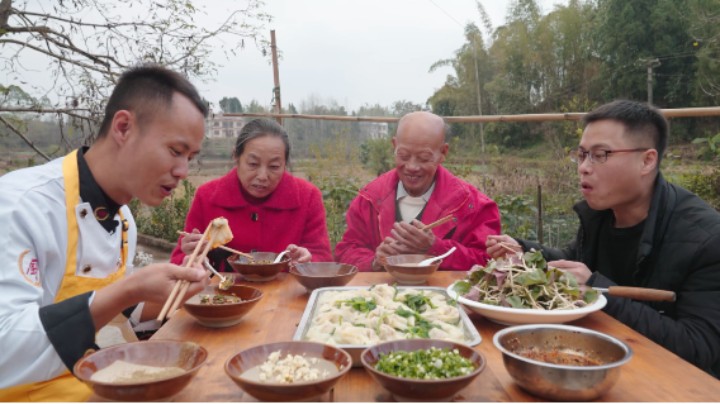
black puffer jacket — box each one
[520,174,720,377]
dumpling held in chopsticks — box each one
[209,217,233,249]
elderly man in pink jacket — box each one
[335,111,501,271]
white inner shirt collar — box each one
[396,181,435,202]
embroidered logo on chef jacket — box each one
[17,249,41,287]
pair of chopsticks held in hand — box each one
[384,214,455,248]
[157,218,235,322]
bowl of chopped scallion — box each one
[360,339,486,401]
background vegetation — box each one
[2,0,719,253]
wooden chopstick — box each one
[177,231,254,259]
[158,225,211,321]
[167,237,214,317]
[421,215,455,231]
[498,242,520,254]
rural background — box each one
[2,0,719,265]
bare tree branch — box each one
[0,115,51,161]
[0,0,270,158]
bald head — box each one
[396,111,447,146]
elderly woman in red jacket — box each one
[171,118,333,271]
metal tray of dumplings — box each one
[292,285,482,366]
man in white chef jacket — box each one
[0,64,210,401]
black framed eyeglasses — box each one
[569,148,650,164]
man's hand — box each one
[390,220,434,254]
[486,234,522,259]
[548,259,592,284]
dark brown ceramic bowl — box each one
[228,252,290,281]
[74,340,207,402]
[493,324,632,401]
[289,262,358,291]
[225,341,352,402]
[383,254,441,285]
[361,339,486,402]
[183,284,263,328]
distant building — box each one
[206,112,245,138]
[358,121,389,139]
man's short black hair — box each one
[97,63,208,138]
[583,100,668,164]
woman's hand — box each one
[486,234,522,259]
[180,228,207,256]
[286,244,311,263]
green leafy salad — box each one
[452,250,598,310]
[375,347,475,379]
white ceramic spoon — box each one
[273,250,289,264]
[417,246,457,266]
[203,259,232,290]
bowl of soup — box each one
[228,252,290,281]
[183,284,263,328]
[224,341,352,401]
[383,254,441,285]
[74,340,207,401]
[493,324,633,401]
[290,262,358,291]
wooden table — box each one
[105,272,719,401]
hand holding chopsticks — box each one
[159,218,234,321]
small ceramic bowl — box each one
[289,262,358,291]
[493,324,633,401]
[73,340,207,401]
[383,254,441,285]
[225,341,352,401]
[360,339,486,401]
[227,252,291,281]
[183,284,263,328]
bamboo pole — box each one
[270,30,282,125]
[227,106,720,124]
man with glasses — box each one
[336,111,501,271]
[487,100,720,377]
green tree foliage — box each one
[129,180,197,243]
[428,0,720,152]
[594,0,695,105]
[219,97,243,113]
[359,137,393,176]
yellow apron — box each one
[0,151,129,402]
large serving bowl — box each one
[447,282,607,325]
[360,339,486,401]
[290,262,358,291]
[183,284,263,328]
[383,254,441,285]
[74,340,207,401]
[224,341,352,401]
[493,324,632,401]
[228,252,290,281]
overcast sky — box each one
[199,0,566,113]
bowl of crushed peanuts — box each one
[183,285,263,328]
[360,339,486,401]
[224,341,352,401]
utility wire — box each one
[427,0,465,28]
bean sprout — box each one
[453,250,598,310]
